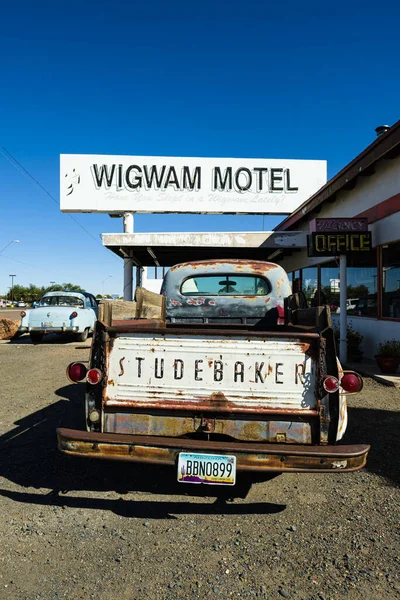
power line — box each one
[0,146,119,255]
[0,255,39,268]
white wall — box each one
[371,210,400,246]
[278,155,400,274]
[141,267,163,294]
[307,156,400,221]
[331,314,400,359]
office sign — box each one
[60,154,327,215]
[310,218,368,232]
[307,232,372,257]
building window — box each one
[292,270,301,294]
[319,251,377,317]
[346,250,377,318]
[301,267,318,306]
[382,242,400,319]
[320,261,340,312]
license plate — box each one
[177,453,236,486]
[41,322,53,328]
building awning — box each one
[102,231,307,266]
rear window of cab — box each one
[180,275,270,296]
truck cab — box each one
[162,259,292,325]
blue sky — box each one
[1,0,399,297]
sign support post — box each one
[123,212,134,301]
[339,254,347,364]
[123,259,134,301]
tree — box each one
[321,285,339,306]
[347,284,369,298]
[58,283,86,293]
[6,282,86,303]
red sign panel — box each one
[310,218,368,233]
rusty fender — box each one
[57,428,370,473]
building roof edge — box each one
[276,120,400,231]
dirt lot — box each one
[0,334,399,600]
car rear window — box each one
[180,275,270,296]
[39,296,84,307]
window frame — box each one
[290,244,400,322]
[379,243,400,322]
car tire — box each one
[30,333,43,344]
[75,329,89,342]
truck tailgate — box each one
[105,330,318,412]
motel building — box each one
[61,122,400,363]
[136,124,400,361]
[275,122,400,360]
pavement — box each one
[344,357,400,388]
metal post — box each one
[123,213,134,301]
[9,274,16,304]
[123,259,134,301]
[339,255,347,364]
[136,266,143,288]
[123,213,134,234]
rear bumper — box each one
[19,326,79,334]
[57,428,370,473]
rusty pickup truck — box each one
[57,259,369,486]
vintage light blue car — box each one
[19,291,98,343]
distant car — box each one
[348,296,377,317]
[18,291,98,343]
[15,301,27,307]
[335,298,359,314]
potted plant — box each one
[375,339,400,374]
[334,325,364,362]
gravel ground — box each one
[0,334,399,600]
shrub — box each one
[334,325,363,349]
[376,339,400,358]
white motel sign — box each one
[60,154,327,215]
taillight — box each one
[277,304,285,325]
[323,372,363,394]
[87,368,103,385]
[323,376,340,393]
[67,362,87,383]
[340,372,363,393]
[20,311,26,317]
[71,311,78,319]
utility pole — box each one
[101,275,112,298]
[9,274,16,304]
